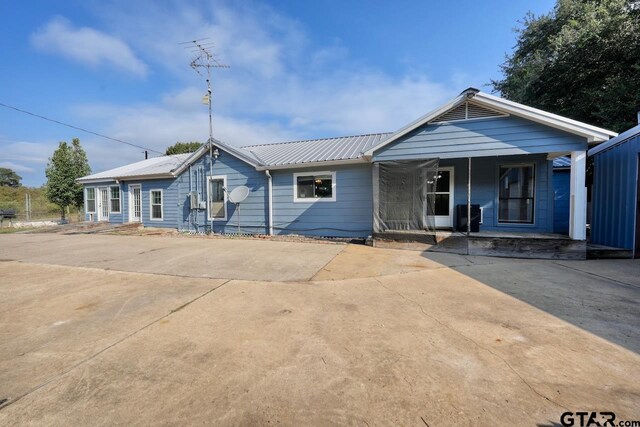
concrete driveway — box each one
[0,233,638,426]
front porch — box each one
[372,229,586,260]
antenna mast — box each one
[181,38,229,157]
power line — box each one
[0,102,164,155]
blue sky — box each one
[0,0,556,187]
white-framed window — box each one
[293,171,336,202]
[109,185,121,213]
[498,164,535,224]
[208,175,227,220]
[150,189,163,221]
[85,187,96,213]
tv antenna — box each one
[180,39,229,150]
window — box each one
[150,190,163,220]
[208,176,227,220]
[109,186,121,213]
[293,171,336,202]
[85,188,96,213]
[498,164,535,224]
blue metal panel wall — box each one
[137,179,180,228]
[552,170,570,234]
[591,135,639,250]
[271,163,373,238]
[82,181,123,223]
[175,148,269,234]
[438,154,554,233]
[373,116,588,161]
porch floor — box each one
[372,229,584,260]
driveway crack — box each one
[0,279,232,411]
[374,278,569,411]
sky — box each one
[0,0,556,187]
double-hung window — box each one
[208,176,227,220]
[85,188,96,213]
[498,164,535,224]
[150,190,163,220]
[293,171,336,202]
[110,186,121,213]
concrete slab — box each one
[0,233,345,281]
[0,262,223,406]
[1,265,638,426]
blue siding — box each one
[271,164,373,238]
[553,169,570,234]
[591,134,639,250]
[373,116,588,161]
[439,155,554,233]
[82,181,124,223]
[175,148,269,234]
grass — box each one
[0,227,37,234]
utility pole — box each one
[180,38,229,232]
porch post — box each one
[467,157,471,239]
[569,150,587,240]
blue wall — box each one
[83,181,124,224]
[591,133,639,250]
[438,155,554,233]
[373,115,587,161]
[553,169,570,234]
[271,163,373,237]
[175,148,269,234]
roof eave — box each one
[256,157,368,171]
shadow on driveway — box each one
[421,252,640,354]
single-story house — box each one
[588,123,640,257]
[78,88,616,251]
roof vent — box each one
[430,101,507,123]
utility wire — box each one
[0,101,164,155]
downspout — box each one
[209,141,213,233]
[264,169,273,235]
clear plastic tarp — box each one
[373,159,440,233]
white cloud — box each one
[0,162,34,174]
[25,1,463,180]
[30,16,147,76]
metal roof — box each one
[588,123,640,157]
[553,156,571,168]
[78,153,192,182]
[243,133,391,168]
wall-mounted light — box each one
[213,148,220,159]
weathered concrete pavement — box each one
[0,233,638,426]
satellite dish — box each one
[228,186,250,204]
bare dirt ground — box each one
[0,233,638,426]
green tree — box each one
[0,168,22,187]
[45,138,91,220]
[492,0,640,132]
[165,141,203,155]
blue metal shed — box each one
[588,124,640,257]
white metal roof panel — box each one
[78,153,191,181]
[243,133,391,167]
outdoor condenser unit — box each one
[189,192,199,210]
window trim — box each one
[109,185,121,214]
[85,187,96,214]
[207,175,228,221]
[497,163,536,225]
[293,171,337,203]
[149,189,163,221]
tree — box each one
[165,141,203,155]
[492,0,640,132]
[0,168,21,187]
[45,138,91,220]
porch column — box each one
[569,150,587,240]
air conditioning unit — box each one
[189,192,199,210]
